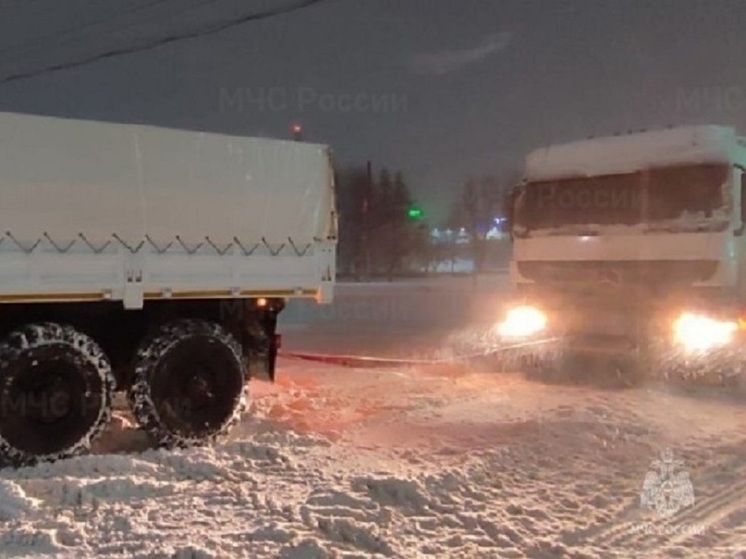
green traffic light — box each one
[407,206,424,220]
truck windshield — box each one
[515,163,729,235]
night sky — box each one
[0,0,745,222]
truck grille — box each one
[517,260,719,290]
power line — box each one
[0,0,175,60]
[0,0,327,85]
[0,0,230,67]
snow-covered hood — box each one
[513,231,729,263]
[512,230,736,289]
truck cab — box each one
[500,126,746,377]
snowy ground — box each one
[1,278,745,559]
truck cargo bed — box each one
[0,112,336,308]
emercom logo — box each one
[640,448,695,518]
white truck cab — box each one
[501,126,746,378]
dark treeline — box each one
[336,165,428,279]
[335,164,519,279]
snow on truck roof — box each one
[524,125,746,181]
[0,110,328,149]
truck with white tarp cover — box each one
[0,112,337,464]
[499,125,746,386]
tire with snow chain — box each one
[0,323,114,466]
[128,320,247,448]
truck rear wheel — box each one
[128,320,247,448]
[0,323,114,466]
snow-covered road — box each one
[1,278,745,558]
[1,357,745,559]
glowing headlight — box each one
[497,305,547,338]
[673,312,737,353]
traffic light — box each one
[407,205,424,220]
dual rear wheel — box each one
[128,319,247,448]
[0,320,247,466]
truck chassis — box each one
[0,297,285,466]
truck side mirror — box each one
[503,185,520,241]
[741,173,746,226]
[737,171,746,237]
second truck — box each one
[499,125,746,385]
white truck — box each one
[0,112,336,465]
[499,125,746,384]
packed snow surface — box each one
[0,278,745,558]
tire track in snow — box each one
[580,443,746,553]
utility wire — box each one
[0,0,175,60]
[0,0,326,85]
[0,0,230,66]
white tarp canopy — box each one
[0,112,334,246]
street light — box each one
[291,123,303,141]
